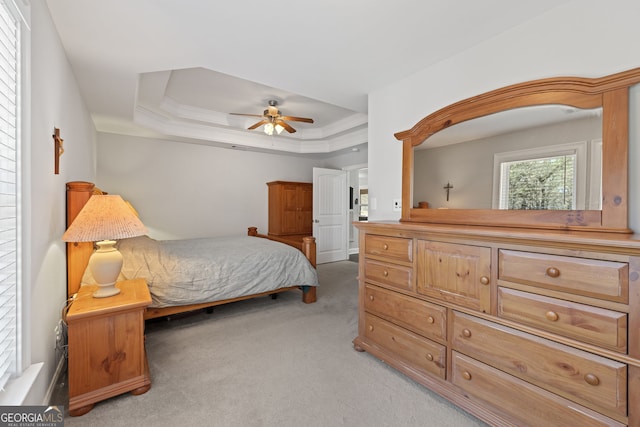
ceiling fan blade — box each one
[280,116,314,123]
[229,113,264,118]
[277,120,296,133]
[248,120,268,130]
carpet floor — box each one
[55,260,486,426]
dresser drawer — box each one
[364,313,446,379]
[452,311,627,417]
[365,235,412,263]
[364,259,413,291]
[451,352,625,427]
[364,284,446,342]
[499,250,628,303]
[498,287,627,353]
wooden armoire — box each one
[267,181,312,237]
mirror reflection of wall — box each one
[413,109,602,210]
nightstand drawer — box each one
[499,250,628,303]
[364,284,446,342]
[364,313,445,379]
[452,311,627,417]
[498,287,627,353]
[365,235,412,263]
[451,352,625,427]
[364,259,413,291]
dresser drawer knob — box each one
[462,371,472,381]
[426,353,434,361]
[545,311,559,322]
[480,276,490,285]
[368,325,374,332]
[426,316,435,324]
[383,244,389,250]
[584,373,600,386]
[383,270,389,277]
[369,295,374,301]
[462,329,472,338]
[546,267,560,278]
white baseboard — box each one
[43,356,66,405]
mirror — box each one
[395,68,640,232]
[414,105,603,210]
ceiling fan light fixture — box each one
[232,99,313,135]
[264,123,275,135]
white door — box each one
[313,167,348,264]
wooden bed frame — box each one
[66,181,317,320]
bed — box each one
[66,181,318,320]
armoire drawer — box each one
[365,235,412,263]
[498,287,627,353]
[364,284,446,342]
[364,259,413,291]
[452,311,627,417]
[498,250,628,303]
[364,313,446,379]
[451,352,625,427]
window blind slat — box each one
[0,0,19,387]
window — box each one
[493,142,594,210]
[0,0,21,388]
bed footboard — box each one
[247,226,317,303]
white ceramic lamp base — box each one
[88,240,123,298]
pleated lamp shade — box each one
[63,195,147,298]
[62,195,147,242]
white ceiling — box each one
[45,0,567,155]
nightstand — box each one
[66,278,152,416]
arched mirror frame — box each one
[395,67,640,233]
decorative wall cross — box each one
[443,182,453,201]
[53,127,64,174]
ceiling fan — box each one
[230,100,314,135]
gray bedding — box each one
[81,235,318,308]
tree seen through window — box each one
[503,155,575,210]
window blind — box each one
[0,0,19,389]
[499,154,576,210]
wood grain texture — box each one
[354,220,640,426]
[66,279,151,416]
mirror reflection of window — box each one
[499,155,576,210]
[492,141,602,210]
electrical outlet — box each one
[393,199,402,211]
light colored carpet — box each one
[61,261,487,426]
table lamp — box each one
[62,195,147,298]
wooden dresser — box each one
[354,222,640,426]
[356,67,640,427]
[267,181,312,237]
